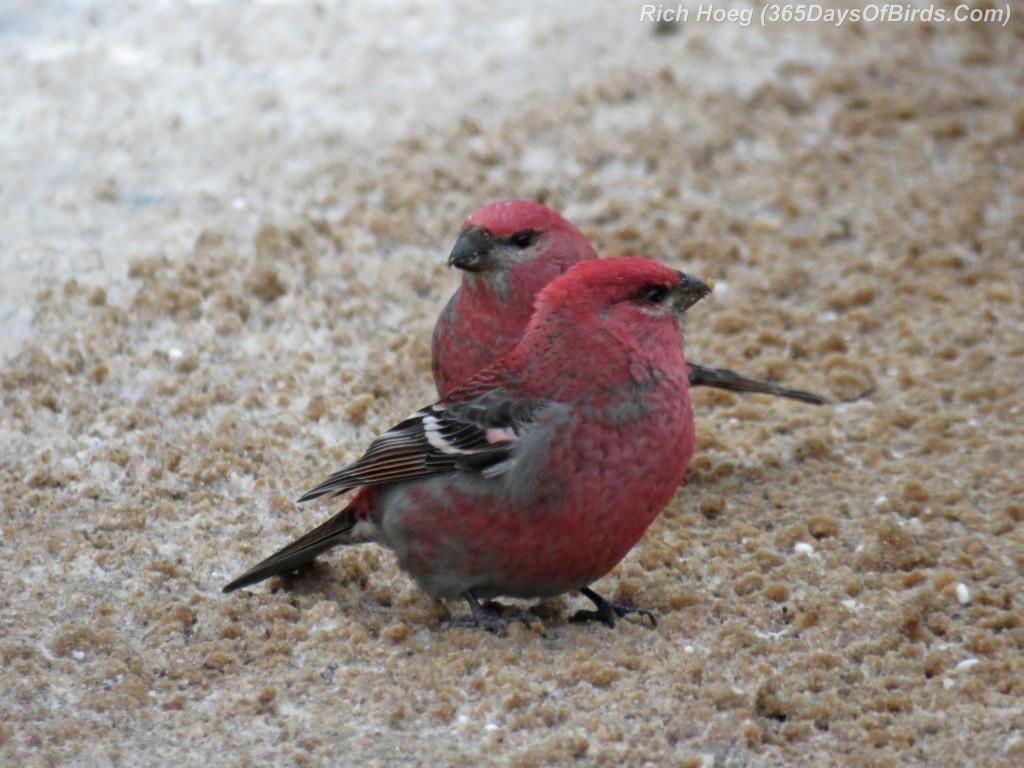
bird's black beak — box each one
[448,226,498,272]
[674,271,712,311]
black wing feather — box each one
[296,390,550,503]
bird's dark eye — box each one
[641,285,669,304]
[509,230,539,249]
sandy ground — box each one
[2,1,1023,766]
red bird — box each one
[225,258,711,632]
[432,199,826,404]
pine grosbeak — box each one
[432,199,826,404]
[225,258,710,632]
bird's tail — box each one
[222,489,374,593]
[687,361,828,405]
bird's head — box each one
[448,200,597,297]
[535,257,711,336]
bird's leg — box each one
[571,587,658,628]
[445,591,537,635]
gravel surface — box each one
[2,2,1022,766]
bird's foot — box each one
[446,591,538,636]
[571,587,657,628]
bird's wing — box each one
[297,389,553,503]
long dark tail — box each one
[687,361,828,405]
[223,501,363,593]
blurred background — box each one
[2,2,1022,766]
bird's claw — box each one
[445,612,536,636]
[573,587,658,628]
[449,591,538,636]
